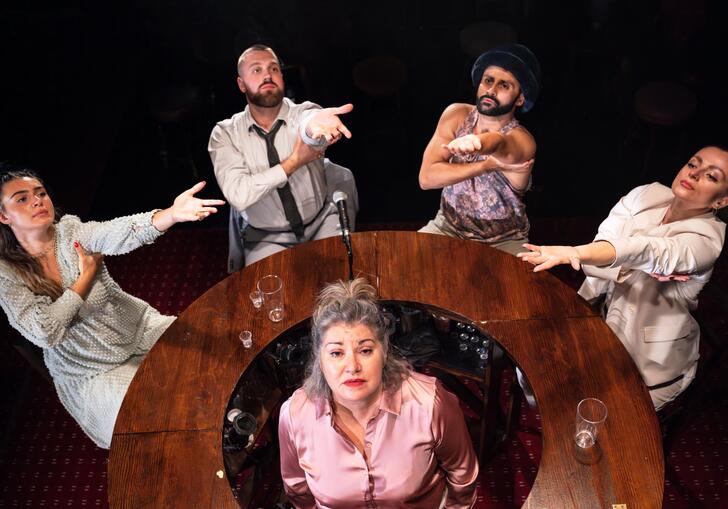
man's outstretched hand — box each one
[306,104,354,145]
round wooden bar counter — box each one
[108,231,664,508]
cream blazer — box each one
[578,183,725,388]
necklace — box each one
[22,232,56,259]
[29,239,55,259]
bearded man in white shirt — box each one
[209,44,357,270]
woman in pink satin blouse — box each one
[278,278,479,509]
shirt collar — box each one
[380,386,402,416]
[314,386,402,422]
[243,97,291,133]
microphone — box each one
[333,191,351,244]
[332,191,353,280]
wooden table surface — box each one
[108,231,664,509]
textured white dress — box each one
[0,212,176,448]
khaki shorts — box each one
[419,210,528,256]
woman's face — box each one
[0,177,55,232]
[671,147,728,210]
[319,322,385,409]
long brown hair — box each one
[0,168,63,299]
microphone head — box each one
[333,190,348,204]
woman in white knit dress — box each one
[0,168,224,448]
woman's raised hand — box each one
[517,243,582,272]
[70,240,103,299]
[73,240,103,278]
[152,182,226,231]
[170,182,226,223]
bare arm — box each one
[279,136,325,176]
[442,128,536,193]
[419,104,536,190]
[476,128,535,164]
[419,104,491,190]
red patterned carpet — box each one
[1,226,727,508]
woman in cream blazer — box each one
[518,146,728,409]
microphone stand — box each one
[347,241,353,281]
[343,235,353,281]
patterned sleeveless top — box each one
[440,108,530,242]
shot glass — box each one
[239,330,253,349]
[249,290,263,309]
[257,274,285,323]
[574,398,608,449]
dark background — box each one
[2,0,727,231]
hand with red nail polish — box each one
[70,240,103,299]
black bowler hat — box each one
[471,43,541,113]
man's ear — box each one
[515,93,525,108]
[236,76,246,94]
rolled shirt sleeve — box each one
[298,109,329,149]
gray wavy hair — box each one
[302,278,411,400]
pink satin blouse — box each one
[278,372,479,508]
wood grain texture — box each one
[109,232,662,508]
[483,318,663,509]
[108,431,238,509]
[374,231,598,321]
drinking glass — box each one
[249,290,263,309]
[239,330,253,349]
[575,398,608,449]
[257,275,285,323]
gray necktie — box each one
[251,120,305,240]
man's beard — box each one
[247,85,284,108]
[476,94,517,117]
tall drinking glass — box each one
[575,398,608,449]
[257,275,285,323]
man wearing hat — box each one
[418,43,541,255]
